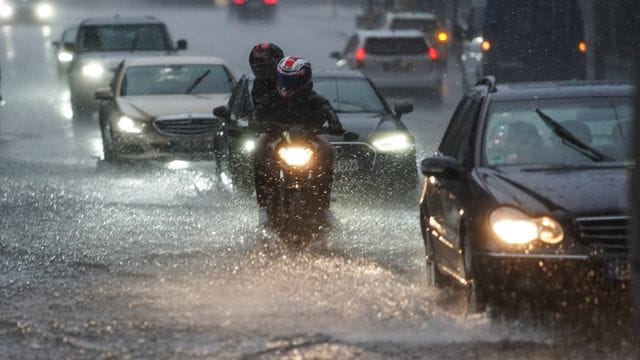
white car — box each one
[95,56,236,162]
[379,12,450,66]
[331,30,443,100]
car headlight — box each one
[242,139,256,153]
[0,4,13,19]
[489,207,564,245]
[117,116,143,134]
[82,63,105,79]
[57,51,73,63]
[36,3,53,19]
[372,133,412,153]
[278,146,314,167]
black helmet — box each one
[276,56,312,99]
[249,43,284,78]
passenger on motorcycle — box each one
[253,56,345,225]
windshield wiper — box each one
[534,108,611,162]
[185,69,211,94]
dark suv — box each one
[420,77,632,311]
[66,16,187,116]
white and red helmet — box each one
[276,56,312,98]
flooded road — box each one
[0,1,635,358]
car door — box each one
[427,91,482,277]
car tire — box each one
[101,126,119,162]
[461,230,490,313]
[421,212,449,288]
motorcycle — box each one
[256,122,357,234]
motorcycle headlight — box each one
[36,3,53,19]
[489,207,564,245]
[82,63,105,79]
[117,116,143,134]
[0,4,13,19]
[372,133,412,153]
[278,146,314,167]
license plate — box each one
[169,140,212,150]
[334,159,359,173]
[605,259,630,281]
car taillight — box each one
[578,41,587,54]
[263,0,278,5]
[355,47,366,66]
[234,0,246,5]
[428,47,439,60]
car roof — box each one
[124,56,228,67]
[80,16,165,26]
[386,12,438,20]
[243,69,368,81]
[355,29,426,38]
[484,81,634,101]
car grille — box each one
[153,117,219,136]
[575,215,629,255]
[332,143,376,172]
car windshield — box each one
[77,24,169,52]
[121,64,233,95]
[312,77,387,113]
[483,97,632,166]
[364,37,427,55]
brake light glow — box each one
[578,41,587,53]
[234,0,245,5]
[263,0,278,5]
[481,40,491,52]
[355,47,366,61]
[428,48,439,60]
[436,31,448,43]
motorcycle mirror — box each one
[343,131,359,142]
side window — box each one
[439,92,482,164]
[344,34,358,55]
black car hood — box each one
[323,112,406,142]
[476,166,628,216]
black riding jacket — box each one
[253,83,344,134]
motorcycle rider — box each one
[248,42,284,120]
[253,56,345,225]
[248,43,285,220]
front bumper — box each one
[475,251,630,293]
[69,73,110,106]
[113,131,222,160]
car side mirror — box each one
[330,51,342,60]
[176,39,188,51]
[343,131,359,142]
[394,102,414,117]
[63,42,76,52]
[51,40,60,48]
[213,105,230,118]
[94,88,113,100]
[421,156,463,180]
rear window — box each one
[390,19,439,33]
[364,37,427,55]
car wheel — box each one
[71,97,92,120]
[421,213,449,288]
[461,230,489,313]
[101,126,118,162]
